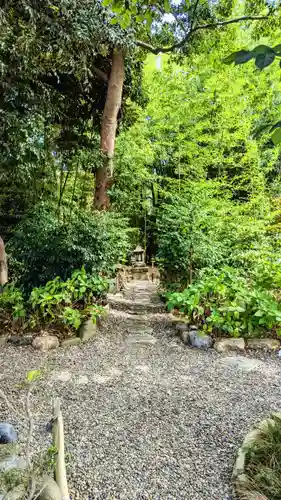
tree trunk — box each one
[94,50,125,210]
[0,236,8,287]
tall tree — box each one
[0,0,278,213]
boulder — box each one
[247,338,280,351]
[79,319,97,342]
[189,325,198,331]
[187,330,213,349]
[180,330,191,345]
[175,323,189,335]
[214,338,245,353]
[0,424,17,444]
[32,336,59,351]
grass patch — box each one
[242,415,281,500]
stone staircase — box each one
[106,279,171,344]
[107,280,166,315]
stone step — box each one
[107,294,166,315]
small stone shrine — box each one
[129,245,149,280]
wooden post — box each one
[52,399,70,500]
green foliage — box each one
[61,307,83,331]
[0,268,107,334]
[28,267,108,330]
[0,285,26,323]
[225,44,279,69]
[166,266,281,337]
[8,204,132,289]
[156,184,229,282]
[156,180,275,284]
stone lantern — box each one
[132,245,145,267]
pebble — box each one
[187,330,213,349]
[0,424,17,444]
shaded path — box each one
[1,281,281,499]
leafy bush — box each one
[8,203,133,290]
[29,267,107,331]
[0,268,107,334]
[0,285,26,327]
[166,267,281,337]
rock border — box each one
[233,412,281,499]
[171,316,281,352]
[0,305,110,351]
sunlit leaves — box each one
[272,128,281,145]
[225,44,278,70]
[224,50,254,64]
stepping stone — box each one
[135,364,150,372]
[76,375,89,385]
[126,327,154,336]
[50,371,72,382]
[221,356,264,372]
[126,334,157,346]
[92,375,111,384]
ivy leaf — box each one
[26,370,41,383]
[255,52,275,70]
[223,50,253,65]
[252,45,274,55]
[102,0,112,6]
[272,128,281,145]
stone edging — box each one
[0,307,109,351]
[233,412,281,499]
[170,315,281,351]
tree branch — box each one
[136,14,270,54]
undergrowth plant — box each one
[166,266,281,337]
[0,268,108,335]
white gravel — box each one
[1,311,281,500]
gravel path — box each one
[1,310,281,500]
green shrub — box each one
[28,267,108,330]
[8,203,132,290]
[250,259,281,291]
[0,285,26,325]
[166,267,281,337]
[0,268,107,334]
